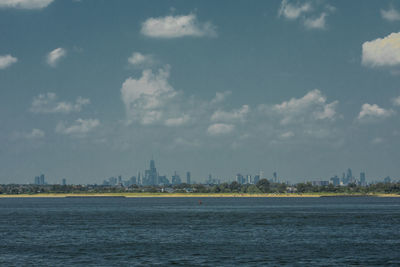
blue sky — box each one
[1,0,400,184]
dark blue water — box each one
[1,197,400,266]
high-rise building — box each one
[34,176,40,185]
[254,175,260,184]
[330,176,340,186]
[172,171,181,185]
[273,172,277,183]
[236,173,244,184]
[360,172,366,186]
[62,178,66,186]
[186,172,191,184]
[40,174,45,185]
[144,160,158,185]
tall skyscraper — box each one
[273,172,277,183]
[144,159,158,185]
[186,172,191,184]
[62,178,66,186]
[172,171,181,185]
[40,174,45,185]
[360,172,366,186]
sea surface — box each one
[0,197,400,266]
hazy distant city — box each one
[27,159,396,187]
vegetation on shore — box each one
[1,179,399,197]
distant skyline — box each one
[1,0,400,184]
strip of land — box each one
[0,193,399,198]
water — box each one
[1,197,400,266]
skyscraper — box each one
[186,172,191,184]
[360,172,366,186]
[62,178,66,186]
[144,159,158,185]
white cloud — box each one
[56,118,100,136]
[211,105,249,123]
[26,128,45,139]
[0,54,17,69]
[121,66,184,125]
[278,0,311,19]
[46,47,66,67]
[381,7,400,21]
[164,115,190,126]
[358,103,394,122]
[207,123,235,136]
[141,14,217,38]
[271,89,338,125]
[30,92,90,114]
[304,13,327,29]
[210,91,231,105]
[362,32,400,67]
[0,0,53,9]
[128,52,155,67]
[371,137,384,145]
[279,131,294,139]
[392,96,400,106]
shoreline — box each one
[0,193,399,198]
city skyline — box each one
[1,0,400,184]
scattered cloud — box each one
[55,118,100,136]
[279,131,294,139]
[357,103,394,122]
[210,91,231,105]
[362,32,400,67]
[207,123,234,136]
[0,0,53,9]
[46,47,66,67]
[164,115,190,127]
[26,128,45,139]
[371,137,384,145]
[392,96,400,106]
[30,92,90,114]
[381,6,400,21]
[211,105,249,123]
[121,66,188,126]
[128,52,155,67]
[267,89,338,125]
[278,0,335,30]
[304,12,327,29]
[141,14,217,38]
[0,54,17,69]
[278,0,311,19]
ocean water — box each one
[0,197,400,266]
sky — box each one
[1,0,400,184]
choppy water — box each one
[0,197,400,266]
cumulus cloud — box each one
[279,131,294,139]
[357,103,394,122]
[141,14,217,38]
[121,66,189,126]
[268,89,338,125]
[55,118,100,136]
[0,0,53,9]
[26,128,45,139]
[210,91,232,105]
[30,92,90,114]
[278,0,311,19]
[392,96,400,106]
[207,123,234,136]
[46,47,66,67]
[211,105,249,123]
[0,54,17,69]
[304,13,327,29]
[381,7,400,21]
[128,52,155,67]
[362,32,400,67]
[164,115,190,127]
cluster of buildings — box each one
[102,160,191,186]
[33,161,396,187]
